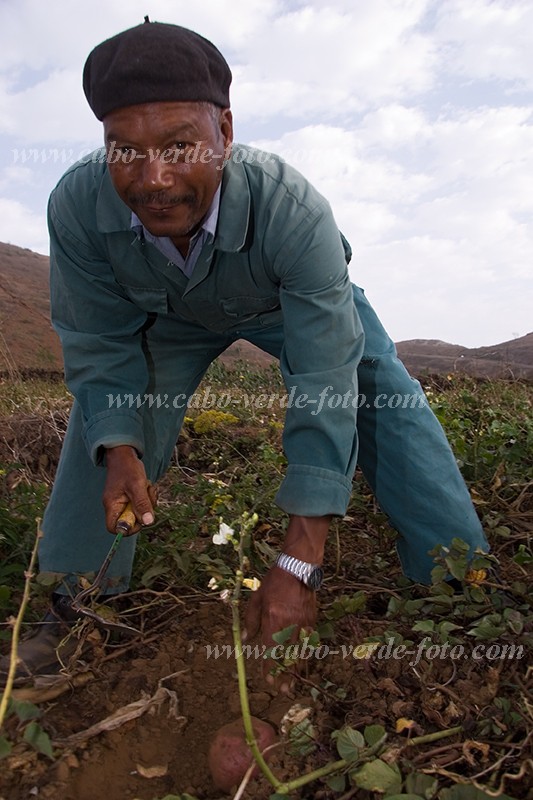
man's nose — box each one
[141,154,174,190]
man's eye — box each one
[160,143,188,161]
[112,146,139,161]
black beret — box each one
[83,20,232,120]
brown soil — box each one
[2,566,531,800]
[0,388,531,799]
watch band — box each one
[275,552,324,590]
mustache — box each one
[127,192,197,207]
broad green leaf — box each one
[334,727,365,761]
[141,562,170,585]
[351,758,401,793]
[326,773,346,791]
[364,724,387,747]
[316,621,335,639]
[0,735,12,759]
[412,620,435,633]
[405,771,439,798]
[272,624,297,645]
[468,588,487,604]
[385,795,424,800]
[23,721,54,759]
[0,585,11,607]
[160,795,198,800]
[404,599,426,615]
[467,620,506,639]
[12,699,41,722]
[160,795,200,800]
[288,718,317,756]
[440,786,515,800]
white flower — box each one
[220,589,231,602]
[212,521,234,546]
[242,577,261,591]
[208,577,219,590]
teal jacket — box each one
[48,144,364,516]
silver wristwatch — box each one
[275,553,324,590]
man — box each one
[2,20,487,684]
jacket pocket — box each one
[220,294,280,321]
[119,285,169,314]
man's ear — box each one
[219,108,233,151]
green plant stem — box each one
[0,521,42,728]
[277,757,349,794]
[275,734,389,794]
[407,725,463,747]
[232,555,281,789]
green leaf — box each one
[272,623,297,645]
[35,572,64,587]
[440,786,515,800]
[23,721,54,759]
[325,773,346,791]
[468,587,487,604]
[405,771,439,797]
[364,724,387,746]
[385,795,424,800]
[504,609,524,635]
[0,585,11,607]
[316,621,335,639]
[141,561,170,585]
[288,718,317,756]
[351,759,401,793]
[404,599,426,615]
[334,727,365,761]
[12,699,41,722]
[0,735,12,759]
[160,795,200,800]
[412,620,435,633]
[160,795,199,800]
[513,545,533,566]
[467,620,506,639]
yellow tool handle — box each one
[116,501,136,534]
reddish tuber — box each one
[208,716,277,793]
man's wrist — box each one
[105,444,139,464]
[281,515,331,564]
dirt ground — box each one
[1,395,531,800]
[2,571,531,800]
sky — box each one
[0,0,531,348]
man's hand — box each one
[244,566,317,691]
[243,514,330,692]
[103,445,156,534]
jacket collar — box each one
[95,144,251,253]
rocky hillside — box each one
[0,242,531,378]
[396,336,533,380]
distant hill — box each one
[396,336,533,380]
[0,242,531,378]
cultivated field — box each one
[0,365,531,800]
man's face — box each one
[103,101,233,244]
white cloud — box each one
[231,1,437,120]
[0,0,531,347]
[0,198,48,254]
[435,0,533,90]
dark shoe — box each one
[0,596,88,686]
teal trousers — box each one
[40,285,488,591]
